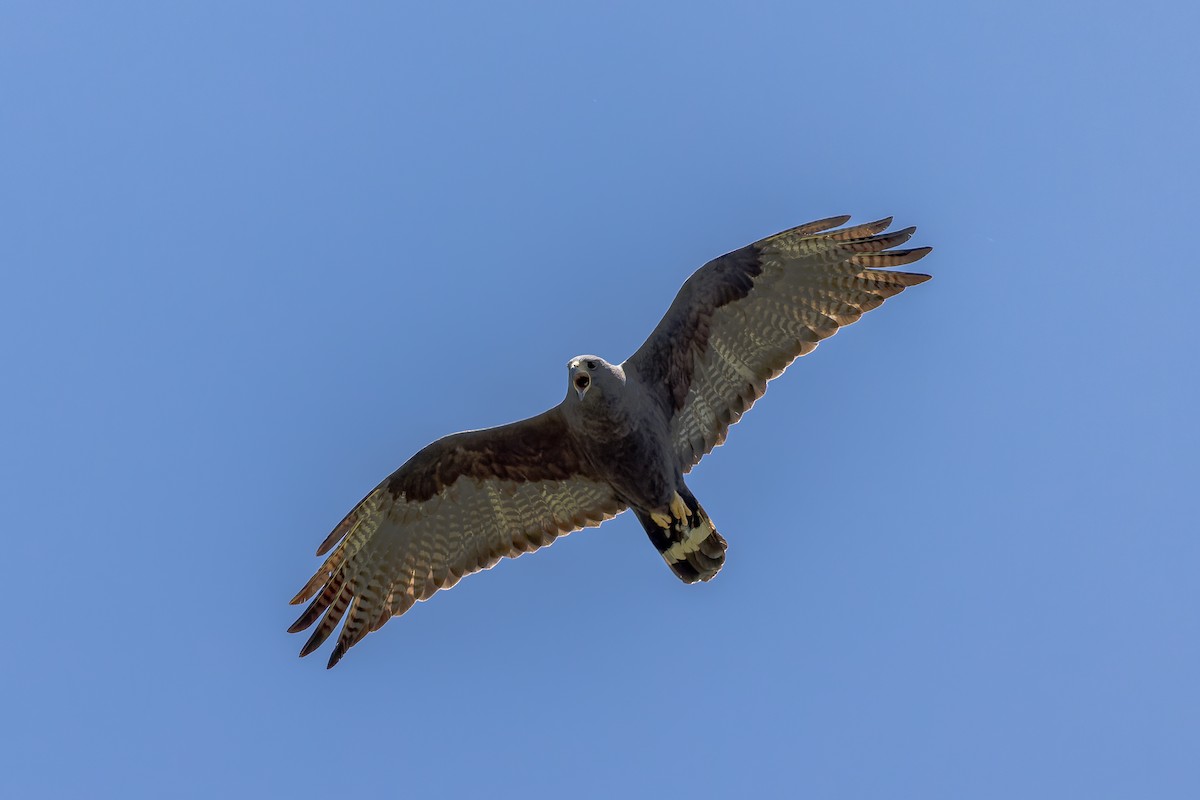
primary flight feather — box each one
[289,215,932,667]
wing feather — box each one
[289,408,625,667]
[624,216,932,469]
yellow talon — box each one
[670,492,690,521]
[650,511,672,528]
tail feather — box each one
[636,492,727,583]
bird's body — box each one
[290,215,932,667]
[563,355,727,582]
[564,357,673,511]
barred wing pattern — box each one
[289,410,625,668]
[625,216,931,470]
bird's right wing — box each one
[624,216,931,470]
[288,408,625,668]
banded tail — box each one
[635,490,727,583]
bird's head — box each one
[567,355,624,402]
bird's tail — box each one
[635,490,727,583]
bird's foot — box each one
[651,494,692,528]
[650,510,673,528]
[670,492,691,522]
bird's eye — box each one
[574,374,590,391]
[586,360,597,369]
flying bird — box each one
[290,215,932,667]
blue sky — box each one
[3,2,1197,797]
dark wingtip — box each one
[806,214,852,232]
[316,510,360,556]
[858,216,894,235]
[790,215,852,236]
[852,245,934,268]
[299,623,331,657]
[315,529,343,557]
[288,590,328,631]
[326,643,347,669]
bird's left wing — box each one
[289,408,624,668]
[624,216,931,470]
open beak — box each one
[573,371,591,400]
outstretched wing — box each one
[289,408,624,668]
[625,216,931,470]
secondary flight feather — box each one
[289,215,932,667]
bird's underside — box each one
[290,214,932,667]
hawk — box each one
[290,215,931,667]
